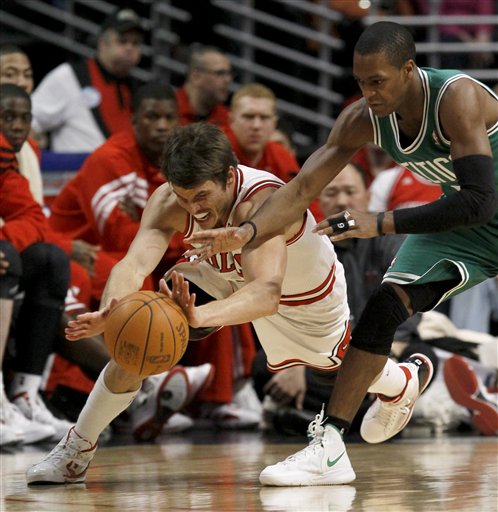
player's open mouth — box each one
[194,212,209,221]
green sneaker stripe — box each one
[327,451,345,468]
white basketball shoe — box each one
[259,406,356,486]
[26,427,97,485]
[12,392,73,440]
[0,397,26,446]
[361,353,434,443]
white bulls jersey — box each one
[169,166,350,371]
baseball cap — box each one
[100,9,145,35]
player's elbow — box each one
[466,187,498,226]
[479,189,498,224]
[262,281,282,316]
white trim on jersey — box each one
[388,68,430,155]
[435,73,498,146]
[383,258,470,310]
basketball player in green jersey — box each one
[184,21,498,485]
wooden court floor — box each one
[1,432,497,512]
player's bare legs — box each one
[327,284,413,423]
[326,347,387,422]
[104,359,142,393]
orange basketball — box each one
[104,291,189,377]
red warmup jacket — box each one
[0,135,47,252]
[49,130,165,254]
[176,86,230,129]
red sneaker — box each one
[444,355,498,436]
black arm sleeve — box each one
[393,154,497,234]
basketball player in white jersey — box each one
[26,124,432,486]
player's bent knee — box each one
[104,360,143,392]
[350,283,410,356]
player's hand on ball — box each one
[65,297,119,341]
[183,225,253,262]
[159,273,203,328]
[313,209,378,241]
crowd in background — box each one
[0,2,497,448]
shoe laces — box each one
[307,404,327,442]
[376,399,411,428]
[46,432,94,466]
[282,406,328,465]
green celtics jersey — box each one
[372,68,498,301]
[369,67,498,199]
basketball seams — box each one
[108,301,151,370]
[104,291,188,376]
[153,297,178,366]
[139,303,155,376]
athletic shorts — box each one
[165,261,351,372]
[383,221,498,308]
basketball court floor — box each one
[1,429,496,512]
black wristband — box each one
[376,212,385,236]
[240,220,257,244]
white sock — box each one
[368,358,408,398]
[10,372,42,400]
[75,367,140,444]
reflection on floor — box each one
[2,427,497,512]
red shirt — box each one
[0,134,48,252]
[387,166,442,211]
[86,58,134,137]
[49,130,164,254]
[176,86,230,129]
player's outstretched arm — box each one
[184,101,372,259]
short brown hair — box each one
[162,123,238,188]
